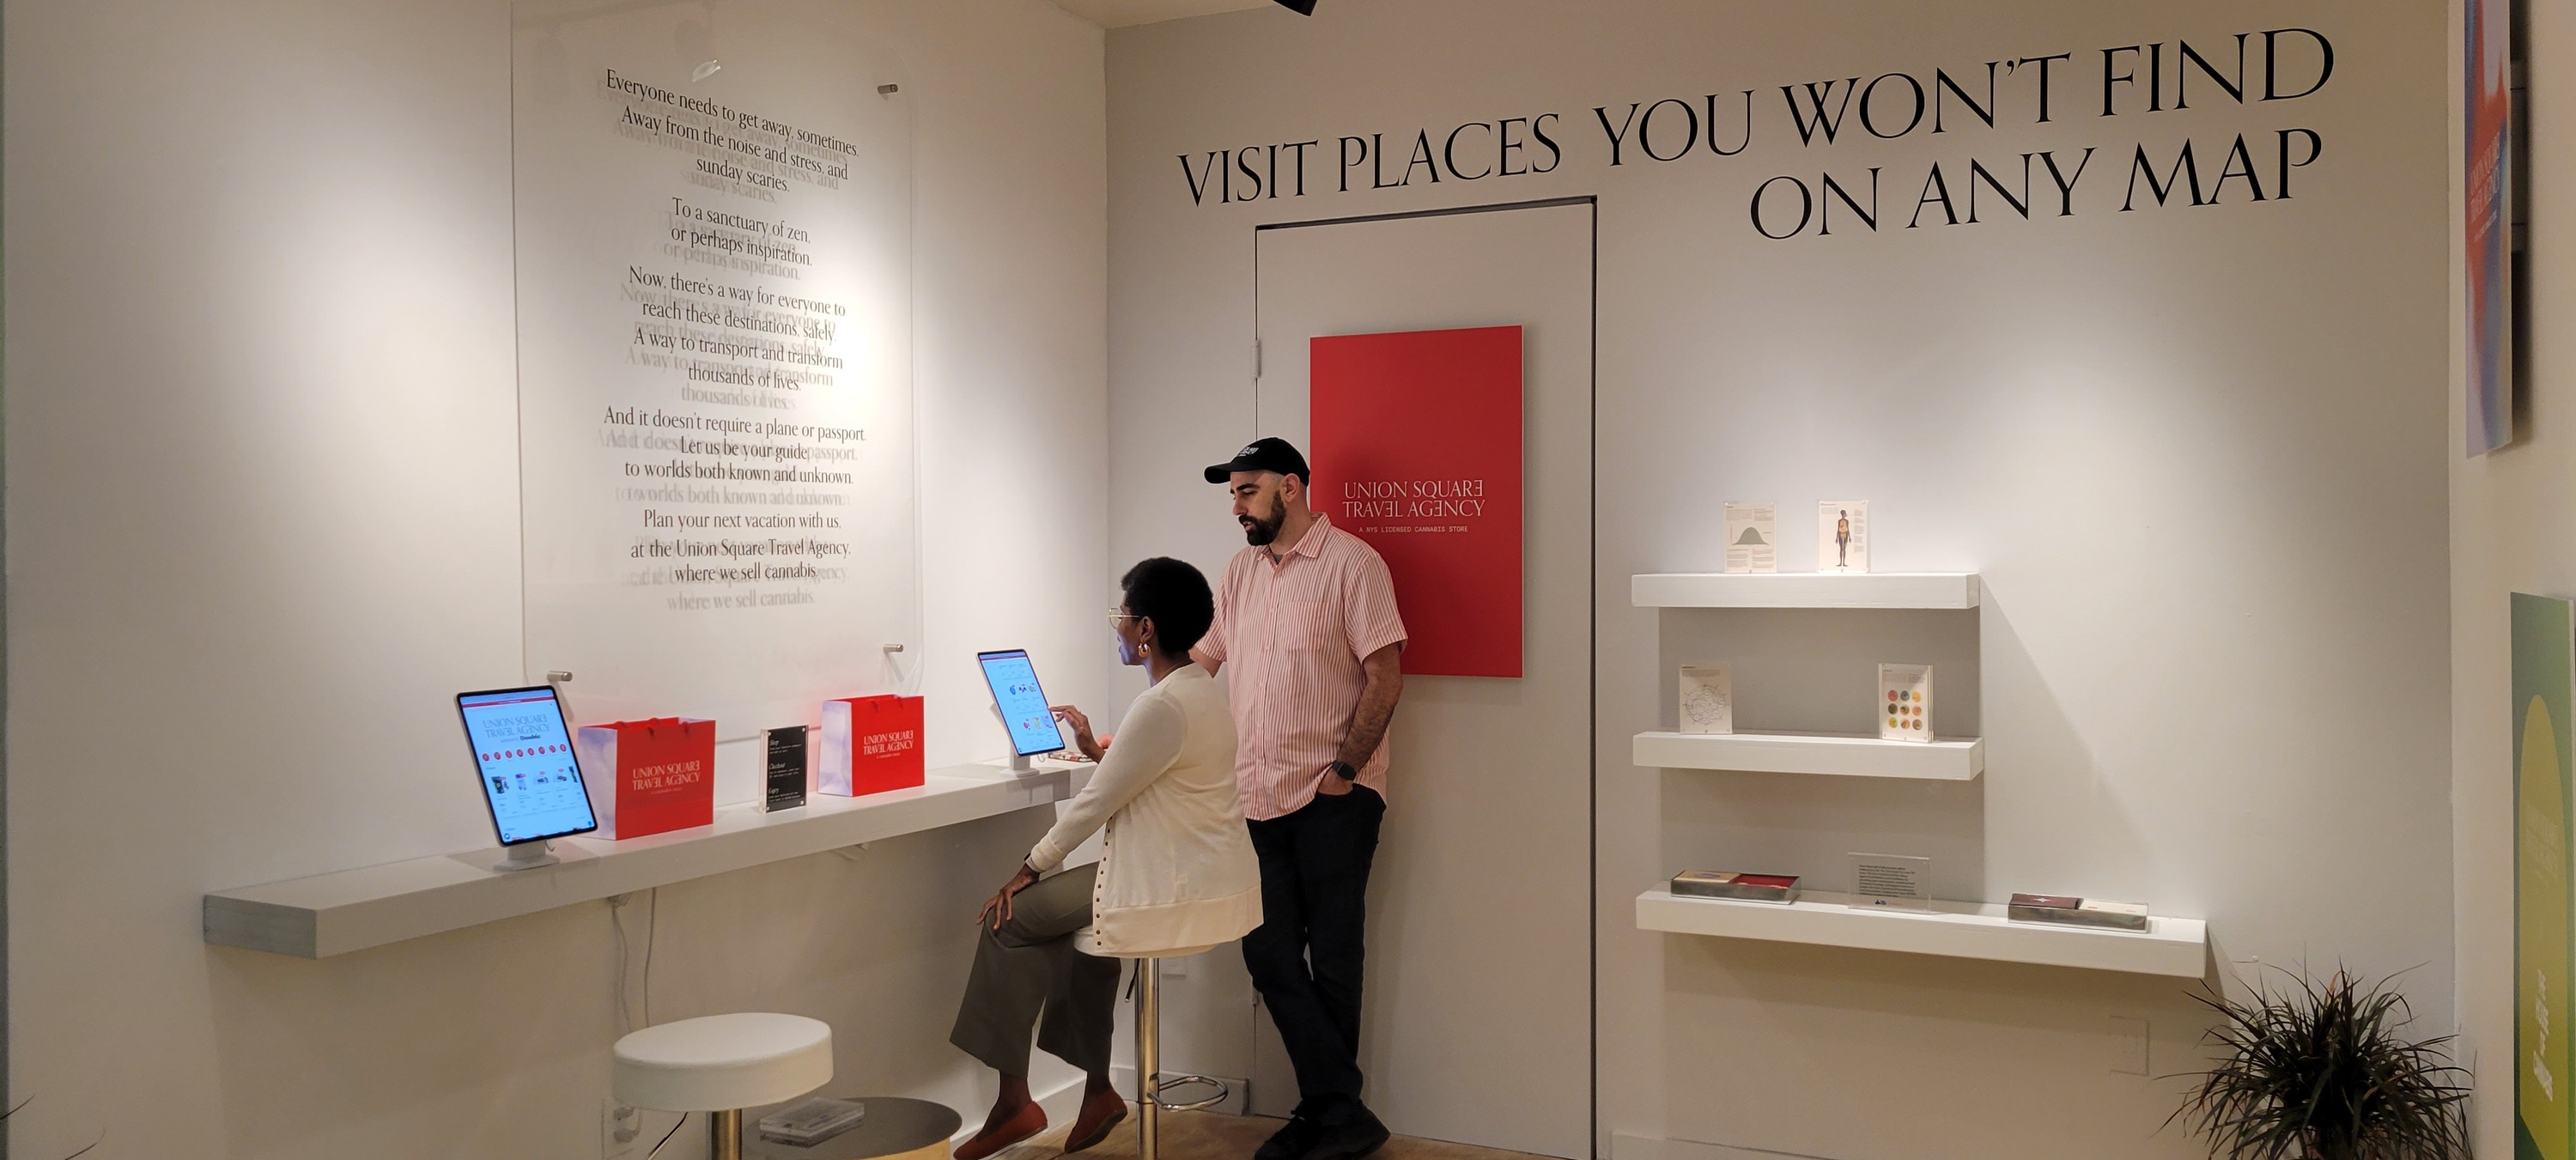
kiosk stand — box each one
[494,839,560,872]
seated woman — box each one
[950,557,1261,1160]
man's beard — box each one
[1242,506,1285,546]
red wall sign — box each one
[1310,325,1523,678]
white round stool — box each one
[614,1013,834,1160]
[1075,928,1226,1160]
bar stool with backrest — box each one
[613,1012,835,1160]
[1075,926,1229,1160]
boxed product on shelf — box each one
[1678,665,1734,735]
[576,716,717,840]
[1878,663,1933,743]
[1819,500,1869,573]
[1671,871,1801,904]
[2007,893,2149,931]
[818,694,926,797]
[1723,502,1777,574]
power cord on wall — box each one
[608,889,662,1032]
[642,886,659,1026]
[610,888,664,1030]
[606,890,666,1151]
[646,1112,689,1159]
[611,894,633,1037]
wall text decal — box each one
[1176,27,2337,241]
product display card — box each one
[1879,664,1933,743]
[1724,502,1777,574]
[765,726,808,813]
[1679,665,1734,735]
[1820,501,1870,573]
[1850,853,1932,911]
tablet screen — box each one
[978,650,1066,757]
[458,686,598,846]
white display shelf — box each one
[204,762,1090,958]
[1631,572,1980,610]
[1636,890,2208,978]
[1634,731,1984,781]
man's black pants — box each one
[1242,786,1385,1118]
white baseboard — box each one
[1613,1131,1838,1160]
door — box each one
[1250,200,1594,1159]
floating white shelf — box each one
[1636,890,2208,979]
[1634,731,1984,781]
[204,762,1090,958]
[1632,572,1980,610]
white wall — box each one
[2454,1,2569,1156]
[1107,3,2451,1158]
[2,1,1109,1157]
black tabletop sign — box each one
[765,726,808,812]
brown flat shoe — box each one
[1064,1090,1129,1154]
[956,1102,1048,1160]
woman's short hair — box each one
[1120,557,1214,657]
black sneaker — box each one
[1255,1113,1324,1160]
[1301,1105,1389,1160]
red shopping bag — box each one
[575,717,716,840]
[818,695,924,797]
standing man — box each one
[1193,438,1406,1160]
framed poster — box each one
[1310,325,1523,678]
[2516,592,2573,1159]
[2468,0,2514,455]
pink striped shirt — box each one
[1193,515,1408,821]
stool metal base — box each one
[710,1108,743,1160]
[1134,957,1232,1160]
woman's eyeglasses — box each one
[1107,610,1142,626]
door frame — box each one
[1250,195,1600,1159]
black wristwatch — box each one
[1327,760,1358,781]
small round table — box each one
[743,1096,963,1160]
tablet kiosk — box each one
[976,649,1066,770]
[457,685,598,870]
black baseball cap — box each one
[1204,437,1310,485]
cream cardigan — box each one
[1026,665,1261,955]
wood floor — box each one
[1010,1110,1548,1160]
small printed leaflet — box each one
[1724,502,1777,574]
[1879,664,1933,743]
[1819,501,1870,573]
[1679,665,1734,735]
[1672,871,1800,904]
[1850,852,1931,912]
[2007,893,2151,932]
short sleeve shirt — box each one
[1193,515,1406,820]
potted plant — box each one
[2171,967,2471,1159]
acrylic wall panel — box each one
[513,0,920,743]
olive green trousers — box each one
[949,865,1123,1077]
